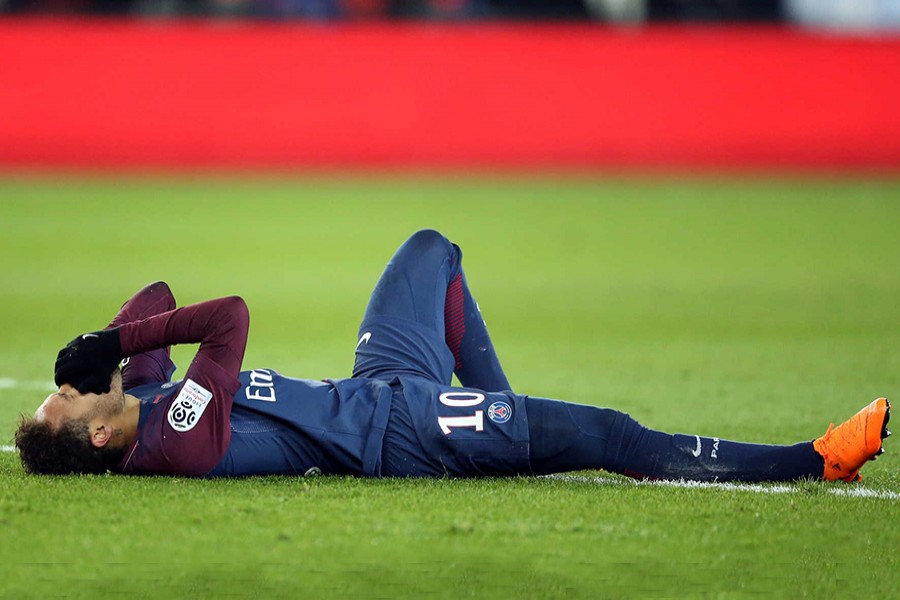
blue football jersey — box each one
[123,369,393,478]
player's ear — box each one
[89,423,111,449]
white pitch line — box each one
[829,486,900,501]
[0,378,55,392]
[547,474,900,502]
[1,445,15,453]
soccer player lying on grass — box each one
[16,230,891,482]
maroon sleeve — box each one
[108,281,176,328]
[117,296,249,377]
[118,296,249,476]
[107,282,177,389]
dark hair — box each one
[15,415,124,475]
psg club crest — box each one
[487,401,512,424]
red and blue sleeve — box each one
[107,281,177,390]
[117,296,250,476]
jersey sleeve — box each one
[117,296,250,476]
[107,282,177,390]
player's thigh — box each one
[360,229,458,330]
[352,317,455,384]
[352,230,459,383]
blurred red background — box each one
[1,20,897,171]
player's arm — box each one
[122,296,250,475]
[115,296,249,379]
[56,294,247,392]
[107,281,178,389]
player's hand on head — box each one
[64,369,116,395]
[54,328,125,394]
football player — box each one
[17,230,891,482]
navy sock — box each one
[605,416,824,482]
[526,397,825,482]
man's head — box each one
[16,370,129,474]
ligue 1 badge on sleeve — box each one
[167,378,213,432]
[487,401,512,424]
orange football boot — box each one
[813,398,891,482]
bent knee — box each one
[403,229,455,258]
[407,229,449,247]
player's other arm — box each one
[118,297,250,475]
[55,296,249,475]
[117,296,249,378]
[56,295,249,394]
[107,281,178,388]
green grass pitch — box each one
[1,174,899,598]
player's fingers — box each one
[55,347,77,368]
[55,352,76,372]
[54,363,80,387]
[75,371,112,395]
[54,360,94,388]
[54,371,67,387]
[54,339,97,375]
[74,378,104,395]
[54,353,84,375]
[61,336,85,354]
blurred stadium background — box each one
[0,1,898,172]
[2,0,900,28]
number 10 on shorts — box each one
[437,392,485,435]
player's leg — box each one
[527,397,820,481]
[443,246,511,392]
[354,229,511,390]
[525,396,891,482]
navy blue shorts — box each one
[352,230,531,477]
[381,376,531,477]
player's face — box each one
[35,372,125,431]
